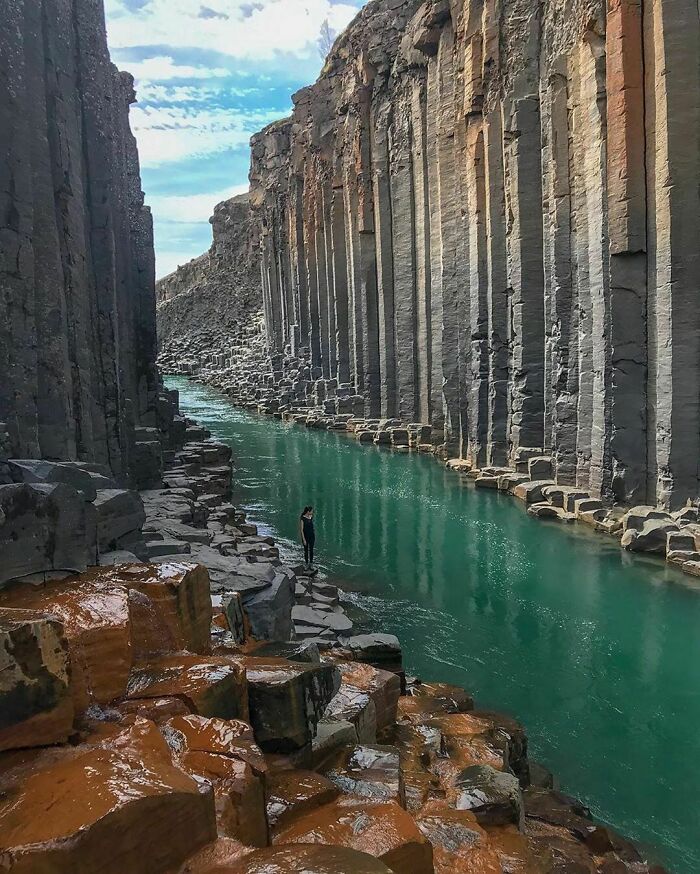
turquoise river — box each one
[170,377,700,872]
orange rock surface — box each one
[114,561,213,656]
[0,719,216,874]
[273,795,434,873]
[0,580,132,713]
[127,654,249,721]
[219,844,395,872]
[0,608,74,751]
[267,769,340,830]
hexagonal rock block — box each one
[322,744,404,806]
[223,845,394,873]
[415,801,503,873]
[234,657,340,752]
[273,796,433,873]
[266,769,339,831]
[320,677,377,744]
[0,609,74,752]
[400,680,474,723]
[94,489,146,551]
[7,459,113,500]
[342,633,403,674]
[452,764,523,826]
[0,483,97,586]
[162,714,264,775]
[334,661,401,734]
[93,561,213,656]
[428,712,507,789]
[0,580,132,714]
[0,719,216,874]
[163,715,268,848]
[126,654,249,722]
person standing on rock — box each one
[300,506,316,570]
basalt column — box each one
[0,0,160,480]
[249,0,700,508]
[644,0,700,508]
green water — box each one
[171,377,700,872]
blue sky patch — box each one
[105,0,365,277]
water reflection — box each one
[171,377,700,872]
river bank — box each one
[0,384,670,872]
[170,375,700,873]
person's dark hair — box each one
[301,505,313,517]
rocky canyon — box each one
[0,0,698,871]
[242,0,700,510]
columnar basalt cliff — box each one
[250,0,700,510]
[1,0,159,481]
[156,193,263,372]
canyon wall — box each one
[156,192,262,367]
[0,0,159,482]
[250,0,700,509]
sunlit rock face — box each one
[250,0,700,509]
[156,194,264,375]
[0,0,161,482]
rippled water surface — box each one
[171,376,700,872]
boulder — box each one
[273,796,433,873]
[415,801,502,873]
[512,481,555,504]
[0,579,132,713]
[243,572,294,640]
[0,609,74,751]
[331,661,401,734]
[163,715,268,847]
[452,764,523,826]
[266,769,339,830]
[312,719,359,767]
[292,605,353,636]
[127,654,249,721]
[621,518,679,554]
[0,719,216,874]
[321,679,377,743]
[401,680,474,721]
[110,562,213,656]
[0,483,96,585]
[342,633,403,673]
[94,489,146,551]
[221,845,394,873]
[7,459,113,500]
[236,657,340,752]
[323,744,404,805]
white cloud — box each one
[106,0,359,61]
[150,184,249,223]
[121,55,229,80]
[130,103,283,166]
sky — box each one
[104,0,364,278]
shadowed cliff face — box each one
[250,0,700,510]
[156,193,263,370]
[0,0,160,481]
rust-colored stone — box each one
[267,769,340,830]
[0,719,216,874]
[215,844,394,873]
[127,655,249,722]
[0,579,132,713]
[0,608,74,752]
[273,795,433,873]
